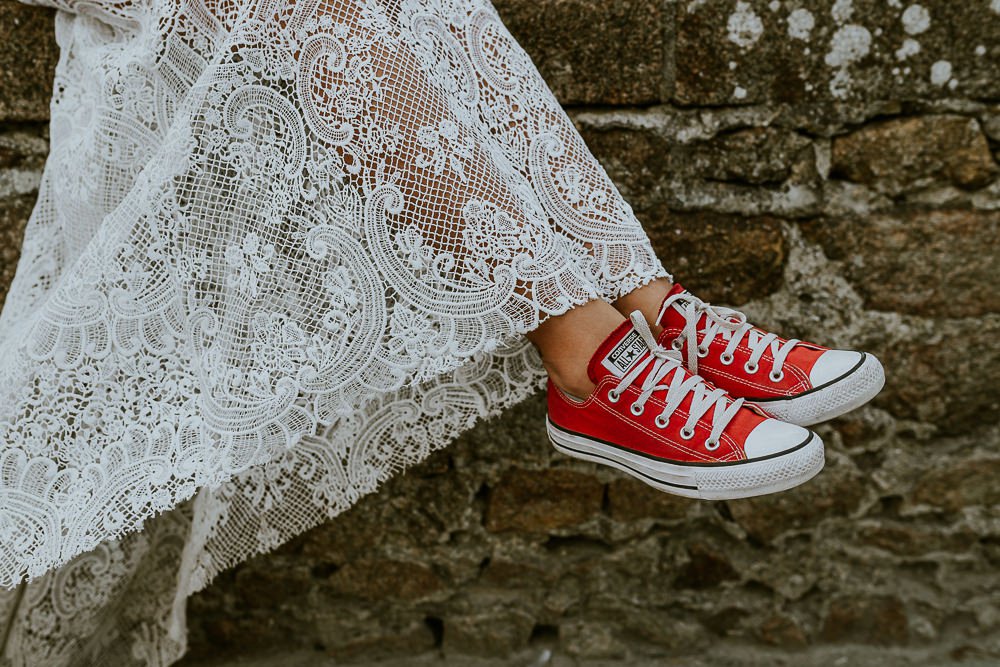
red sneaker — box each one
[655,283,885,427]
[546,312,824,500]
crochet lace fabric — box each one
[0,0,668,663]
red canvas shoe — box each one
[655,283,885,427]
[546,312,824,500]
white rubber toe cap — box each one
[809,350,864,387]
[744,419,813,459]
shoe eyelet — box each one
[630,402,644,416]
[607,390,621,403]
[654,415,669,429]
[697,345,709,358]
[769,370,784,383]
[719,352,734,365]
[670,338,684,351]
[705,438,720,451]
[680,426,695,440]
[744,362,759,374]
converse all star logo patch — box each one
[601,328,647,378]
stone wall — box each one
[1,0,998,665]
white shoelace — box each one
[611,311,744,451]
[656,293,800,381]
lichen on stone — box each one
[787,8,815,41]
[901,4,931,35]
[727,1,764,48]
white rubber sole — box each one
[751,352,886,427]
[546,418,825,500]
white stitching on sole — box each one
[752,354,886,427]
[545,417,825,500]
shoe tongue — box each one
[657,282,702,330]
[587,320,651,384]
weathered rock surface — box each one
[0,2,58,121]
[673,1,1000,129]
[0,195,33,306]
[485,467,604,533]
[831,115,997,195]
[642,211,788,304]
[491,0,664,105]
[801,209,1000,318]
[820,595,910,645]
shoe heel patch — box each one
[601,328,646,378]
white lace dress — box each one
[0,0,667,663]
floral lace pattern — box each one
[0,0,668,664]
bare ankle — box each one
[525,298,625,402]
[544,362,596,400]
[613,277,673,337]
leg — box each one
[524,298,624,399]
[388,1,669,301]
[612,277,674,338]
